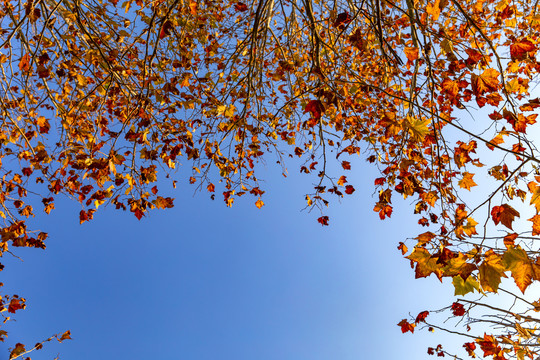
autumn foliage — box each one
[1,0,540,357]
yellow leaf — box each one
[407,116,431,139]
[528,181,540,212]
[479,250,507,292]
[458,172,477,191]
[502,246,539,293]
[255,199,264,209]
[407,247,443,279]
[426,0,441,20]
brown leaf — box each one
[491,204,520,229]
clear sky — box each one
[1,157,461,359]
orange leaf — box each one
[531,215,540,235]
[397,242,408,255]
[189,0,197,15]
[255,199,264,209]
[471,69,500,96]
[404,47,419,61]
[19,53,30,72]
[441,78,459,98]
[425,0,441,20]
[510,38,536,60]
[154,196,174,209]
[58,330,71,342]
[337,175,347,186]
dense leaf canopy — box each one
[2,0,540,358]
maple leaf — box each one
[503,233,518,248]
[415,311,429,324]
[416,231,436,244]
[407,247,442,279]
[333,12,352,29]
[305,100,325,120]
[451,302,465,316]
[502,246,537,293]
[425,0,441,20]
[154,196,174,209]
[478,250,507,292]
[463,342,476,357]
[159,20,173,39]
[8,298,24,313]
[486,133,505,150]
[318,216,329,226]
[408,117,431,140]
[471,69,500,96]
[510,38,536,60]
[477,334,501,358]
[404,47,419,62]
[397,319,415,333]
[10,343,26,359]
[443,252,477,280]
[458,172,477,191]
[234,2,248,11]
[18,53,30,72]
[452,275,480,296]
[530,215,540,235]
[397,242,408,255]
[441,78,459,98]
[529,180,540,213]
[58,330,71,342]
[491,204,520,229]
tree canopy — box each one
[2,0,540,358]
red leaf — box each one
[304,100,325,120]
[317,216,329,226]
[159,20,173,39]
[477,333,500,357]
[463,342,476,357]
[333,11,352,29]
[341,161,351,170]
[234,2,248,11]
[415,310,429,324]
[397,319,415,333]
[134,209,144,220]
[451,302,465,316]
[8,298,24,313]
[345,185,355,194]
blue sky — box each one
[1,158,460,359]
